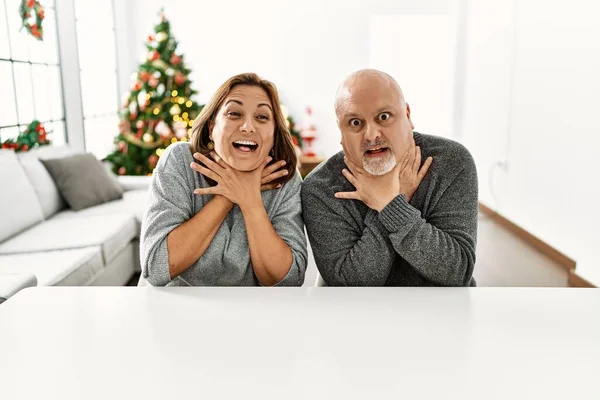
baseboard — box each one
[479,202,577,272]
[568,270,597,288]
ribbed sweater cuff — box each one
[378,195,421,233]
[144,241,173,286]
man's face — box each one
[337,77,414,175]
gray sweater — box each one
[140,142,307,286]
[302,132,478,286]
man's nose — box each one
[240,117,255,134]
[363,123,380,142]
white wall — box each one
[122,0,457,157]
[369,14,457,139]
[462,0,600,284]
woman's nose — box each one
[240,117,255,133]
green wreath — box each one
[19,0,45,41]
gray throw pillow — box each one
[41,153,124,211]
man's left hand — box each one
[398,140,433,202]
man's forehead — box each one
[335,71,405,117]
[336,89,403,118]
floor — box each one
[127,215,569,287]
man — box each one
[302,69,478,286]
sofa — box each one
[0,146,150,301]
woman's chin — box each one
[228,158,264,172]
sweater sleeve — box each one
[267,172,308,286]
[302,183,396,286]
[378,159,478,286]
[140,144,194,286]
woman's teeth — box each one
[233,140,259,152]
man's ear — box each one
[406,103,415,130]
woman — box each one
[140,73,307,286]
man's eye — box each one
[349,119,361,127]
[378,112,391,121]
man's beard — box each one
[361,139,396,176]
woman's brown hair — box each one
[189,73,297,185]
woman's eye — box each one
[349,118,361,127]
[378,112,391,121]
[257,114,269,121]
[227,111,241,117]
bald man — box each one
[301,69,478,286]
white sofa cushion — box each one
[0,214,137,264]
[17,145,75,218]
[51,190,147,237]
[0,150,45,243]
[0,247,103,286]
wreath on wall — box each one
[19,0,45,40]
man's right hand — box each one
[398,140,433,202]
[335,155,402,212]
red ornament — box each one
[170,54,182,65]
[38,8,44,19]
[27,0,34,8]
[147,35,154,42]
[139,71,151,82]
[149,51,160,61]
[133,82,141,91]
[31,24,40,38]
[22,144,29,151]
[118,167,127,175]
[174,72,186,85]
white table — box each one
[0,287,599,399]
[0,273,37,304]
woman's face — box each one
[209,85,275,171]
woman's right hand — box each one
[260,159,288,191]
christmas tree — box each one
[104,10,203,175]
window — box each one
[0,0,65,145]
[74,0,119,159]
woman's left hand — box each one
[191,151,266,209]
